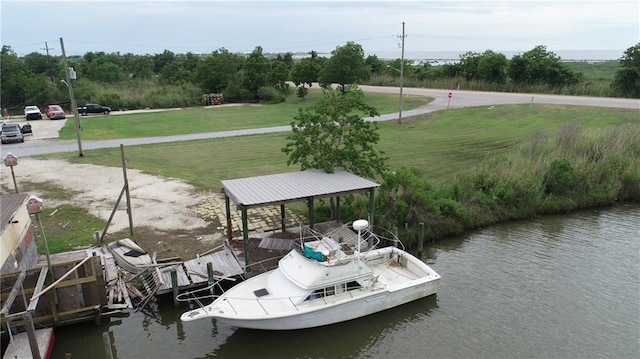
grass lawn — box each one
[59,90,431,140]
[52,103,640,189]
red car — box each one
[45,105,66,120]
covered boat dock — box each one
[220,168,379,270]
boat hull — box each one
[212,280,438,330]
[180,233,442,330]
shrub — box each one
[97,93,122,110]
[257,86,286,104]
[544,158,574,195]
[223,81,252,103]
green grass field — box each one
[59,90,431,140]
[54,102,640,190]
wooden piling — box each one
[207,262,214,291]
[418,222,425,254]
[23,312,42,359]
[171,269,179,307]
[393,227,398,247]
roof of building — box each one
[221,169,379,209]
[1,193,28,234]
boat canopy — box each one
[279,249,372,290]
[266,267,312,305]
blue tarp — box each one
[303,245,325,262]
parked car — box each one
[1,123,24,144]
[45,105,66,120]
[78,104,111,116]
[24,106,42,120]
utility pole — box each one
[397,22,406,125]
[41,42,54,83]
[59,37,84,157]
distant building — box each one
[0,193,38,273]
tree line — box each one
[1,42,639,112]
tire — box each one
[20,138,24,143]
[82,112,87,116]
[104,110,110,115]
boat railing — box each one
[175,275,236,308]
[300,222,384,253]
[241,255,284,279]
[369,225,406,251]
[222,287,360,316]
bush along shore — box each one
[336,122,640,247]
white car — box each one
[24,105,42,120]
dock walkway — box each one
[155,245,243,295]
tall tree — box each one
[458,51,481,80]
[282,85,388,219]
[365,54,384,75]
[123,54,154,80]
[1,46,49,108]
[611,43,640,98]
[242,46,270,99]
[153,49,176,74]
[270,58,290,92]
[23,52,53,76]
[291,55,321,99]
[159,57,190,84]
[318,42,369,91]
[195,48,244,93]
[476,50,508,83]
[508,45,580,87]
[458,50,507,83]
[282,85,388,179]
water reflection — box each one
[52,292,438,358]
[211,295,438,359]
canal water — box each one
[52,205,639,359]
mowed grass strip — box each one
[59,90,432,140]
[376,104,640,180]
[53,104,639,190]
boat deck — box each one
[374,261,419,285]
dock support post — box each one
[418,222,425,254]
[280,204,286,232]
[171,270,179,307]
[393,227,398,247]
[23,312,41,359]
[241,206,250,272]
[207,262,214,293]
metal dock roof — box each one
[221,168,379,209]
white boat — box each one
[106,238,152,274]
[180,219,440,330]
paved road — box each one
[2,86,638,159]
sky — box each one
[1,0,638,59]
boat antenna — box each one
[353,219,368,273]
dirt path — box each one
[1,156,228,258]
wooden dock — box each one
[155,246,243,295]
